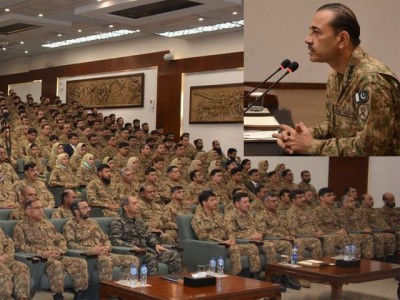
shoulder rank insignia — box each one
[355,91,369,103]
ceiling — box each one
[0,0,243,62]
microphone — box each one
[244,59,291,101]
[244,61,299,113]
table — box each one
[265,258,400,300]
[100,275,282,300]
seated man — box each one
[110,195,181,275]
[86,163,120,216]
[0,169,17,208]
[10,185,36,220]
[0,227,30,300]
[63,199,139,281]
[191,190,261,276]
[13,198,88,300]
[14,162,55,208]
[51,189,77,219]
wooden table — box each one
[265,258,400,300]
[100,275,282,300]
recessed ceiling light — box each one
[2,48,6,51]
[198,17,204,21]
[57,33,62,37]
[41,29,139,48]
[38,14,43,17]
[20,41,24,44]
[232,11,238,15]
[78,29,82,33]
[5,8,10,12]
[109,24,114,28]
[25,50,29,54]
[157,20,244,38]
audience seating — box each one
[177,214,266,275]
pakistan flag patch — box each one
[355,91,369,103]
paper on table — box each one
[117,280,151,288]
[244,116,279,127]
[244,130,278,141]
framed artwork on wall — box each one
[189,83,243,123]
[66,73,144,108]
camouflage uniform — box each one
[139,198,175,245]
[48,167,79,189]
[63,217,139,281]
[13,218,88,293]
[69,154,83,172]
[0,180,17,208]
[100,145,118,160]
[115,181,139,199]
[296,182,318,202]
[110,214,181,275]
[224,209,278,264]
[9,203,25,220]
[86,144,102,160]
[86,178,120,216]
[357,206,396,258]
[312,204,351,256]
[281,182,297,192]
[14,179,55,208]
[188,181,208,205]
[0,228,30,300]
[276,202,291,218]
[191,206,261,275]
[162,200,191,243]
[51,205,74,219]
[380,206,400,227]
[158,178,188,204]
[113,153,129,171]
[75,165,97,187]
[337,207,375,259]
[287,205,341,257]
[265,181,283,195]
[249,197,265,216]
[310,47,400,156]
[0,162,20,185]
[207,182,232,211]
[256,209,322,260]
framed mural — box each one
[189,83,243,123]
[66,73,144,108]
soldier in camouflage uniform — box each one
[225,193,279,264]
[86,134,102,160]
[281,169,297,191]
[110,195,181,275]
[249,185,268,215]
[296,171,318,202]
[287,190,345,257]
[75,153,98,187]
[0,227,30,300]
[257,193,322,260]
[188,170,208,206]
[337,195,374,259]
[380,193,400,255]
[312,188,351,256]
[159,166,188,205]
[51,189,77,219]
[265,171,283,196]
[14,162,55,208]
[303,190,318,212]
[207,169,231,211]
[86,164,120,216]
[191,191,261,275]
[0,169,17,208]
[10,185,37,220]
[358,194,396,261]
[162,186,191,243]
[63,199,139,280]
[48,153,80,189]
[274,3,400,156]
[277,189,291,217]
[115,168,139,199]
[139,184,175,245]
[112,142,130,171]
[225,168,257,203]
[0,145,20,185]
[100,135,118,160]
[13,198,88,300]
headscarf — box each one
[208,159,221,175]
[81,153,94,170]
[169,158,181,167]
[188,159,202,173]
[51,142,63,159]
[126,157,139,170]
[56,153,69,170]
[258,159,269,174]
[195,151,206,162]
[25,143,38,158]
[73,143,86,157]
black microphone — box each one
[244,59,291,101]
[244,61,299,113]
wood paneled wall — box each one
[0,51,243,138]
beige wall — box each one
[244,0,400,83]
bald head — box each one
[383,192,395,208]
